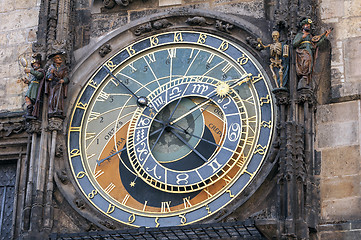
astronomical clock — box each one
[67,30,274,228]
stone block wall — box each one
[0,0,40,112]
[317,0,361,239]
[319,0,361,99]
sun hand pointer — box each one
[169,99,211,125]
[102,65,148,107]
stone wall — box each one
[0,0,40,112]
[317,0,361,239]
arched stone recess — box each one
[55,10,279,230]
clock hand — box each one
[102,66,148,107]
[170,129,208,162]
[170,123,222,149]
[96,146,127,166]
[169,99,211,125]
[182,73,251,133]
[228,73,252,88]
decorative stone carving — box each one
[152,19,172,30]
[115,0,133,7]
[0,118,26,137]
[103,0,148,9]
[246,36,263,51]
[99,43,112,58]
[25,120,42,134]
[133,19,172,36]
[134,22,152,36]
[258,31,289,88]
[56,169,68,184]
[48,117,64,132]
[74,198,86,210]
[185,16,212,26]
[55,144,63,157]
[297,88,314,105]
[103,0,116,9]
[215,20,233,33]
[272,88,290,105]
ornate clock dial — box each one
[68,31,274,227]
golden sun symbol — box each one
[216,82,230,98]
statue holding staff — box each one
[46,52,69,117]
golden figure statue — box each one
[258,31,289,88]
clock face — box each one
[68,31,274,227]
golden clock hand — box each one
[228,73,252,88]
[170,123,222,149]
[170,129,208,162]
[169,99,211,125]
[102,66,148,107]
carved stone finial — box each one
[272,88,290,105]
[297,88,315,105]
[48,117,64,132]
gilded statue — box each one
[258,31,289,88]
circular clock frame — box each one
[62,12,277,230]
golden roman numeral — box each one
[76,102,88,110]
[222,63,232,73]
[97,91,109,102]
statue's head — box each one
[271,31,280,41]
[300,18,313,32]
[48,51,66,65]
[31,60,41,69]
[31,53,42,69]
